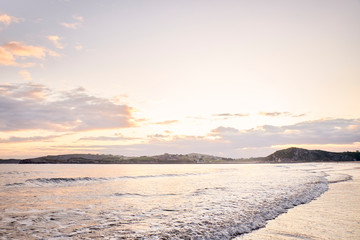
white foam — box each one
[326,173,352,183]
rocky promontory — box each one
[265,147,360,163]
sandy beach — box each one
[238,163,360,240]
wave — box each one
[0,171,30,176]
[326,173,353,183]
[25,177,107,184]
[191,186,227,196]
[0,171,21,175]
[5,172,204,187]
[120,172,203,179]
[4,182,25,186]
[134,178,331,239]
[113,192,178,198]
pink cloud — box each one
[0,47,17,66]
[48,35,64,49]
[60,15,83,29]
[18,70,32,80]
[0,41,59,66]
[153,120,179,125]
[0,11,21,27]
[3,41,47,58]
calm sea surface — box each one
[0,163,346,239]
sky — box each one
[0,0,360,159]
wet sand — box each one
[238,163,360,240]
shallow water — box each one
[0,163,347,239]
[238,163,360,240]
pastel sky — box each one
[1,0,360,159]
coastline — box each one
[237,163,360,240]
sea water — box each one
[0,163,350,239]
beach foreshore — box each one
[237,163,360,240]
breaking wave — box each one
[326,173,353,183]
[5,172,204,187]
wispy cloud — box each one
[259,112,305,117]
[212,113,249,119]
[72,15,83,22]
[60,15,83,29]
[79,135,138,141]
[18,70,32,80]
[47,49,60,57]
[0,83,134,132]
[75,43,83,51]
[213,113,249,117]
[60,22,80,29]
[48,35,64,49]
[187,113,249,121]
[0,11,22,29]
[21,62,36,68]
[147,134,171,139]
[0,134,66,143]
[0,41,59,66]
[153,120,179,125]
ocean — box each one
[0,163,353,239]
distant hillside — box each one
[265,147,360,163]
[18,154,126,164]
[1,148,358,164]
[0,159,20,164]
[17,153,233,164]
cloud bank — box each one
[69,118,360,158]
[0,83,134,132]
[211,119,360,148]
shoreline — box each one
[237,162,360,240]
[1,161,359,164]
